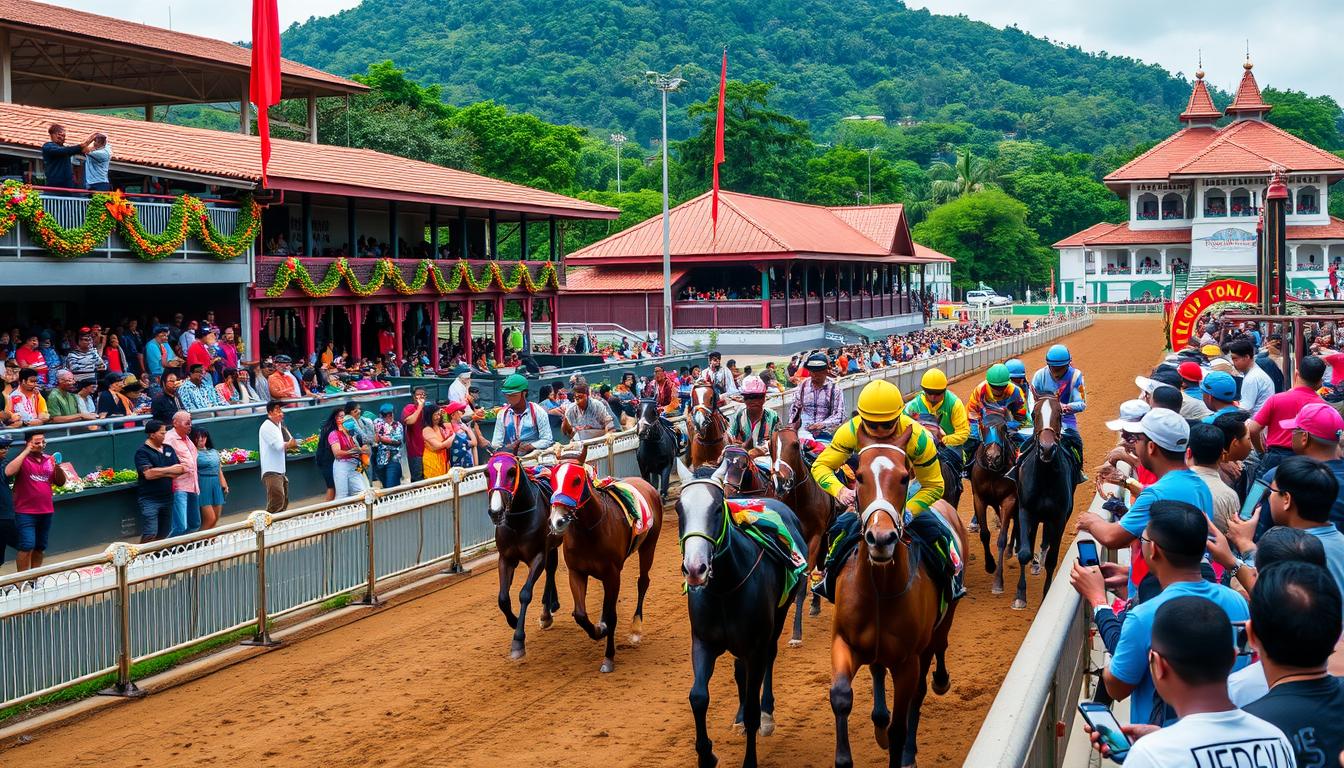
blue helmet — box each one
[1045,344,1071,366]
[1005,359,1027,378]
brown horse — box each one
[830,425,966,768]
[969,410,1018,596]
[688,383,728,469]
[548,444,664,673]
[769,426,836,645]
[718,444,777,499]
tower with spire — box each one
[1224,56,1272,121]
[1179,66,1222,126]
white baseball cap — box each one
[1106,399,1151,431]
[1119,408,1190,453]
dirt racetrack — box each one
[5,315,1163,768]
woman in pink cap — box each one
[444,400,483,468]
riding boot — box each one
[960,438,980,478]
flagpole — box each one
[647,69,684,353]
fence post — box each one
[445,467,468,574]
[605,433,617,476]
[242,511,280,647]
[358,487,380,606]
[98,542,144,698]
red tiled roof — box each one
[0,0,363,95]
[0,102,616,218]
[1225,62,1272,116]
[1107,121,1344,183]
[1180,76,1222,122]
[1053,222,1190,248]
[912,243,955,262]
[1288,217,1344,240]
[565,267,686,292]
[567,190,920,264]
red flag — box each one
[250,0,282,187]
[712,48,727,241]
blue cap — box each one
[1045,345,1071,366]
[1005,359,1026,377]
[378,403,394,415]
[1199,370,1237,402]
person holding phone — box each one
[5,431,65,570]
[1085,596,1294,767]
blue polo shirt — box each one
[1110,580,1249,726]
[1200,405,1243,424]
[1118,469,1213,600]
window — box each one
[1161,193,1184,220]
[1297,186,1320,215]
[1204,189,1227,217]
[1137,193,1159,220]
[1230,187,1254,217]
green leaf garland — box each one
[265,257,559,298]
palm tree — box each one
[927,148,997,205]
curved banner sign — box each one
[1169,279,1259,350]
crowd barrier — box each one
[0,313,1091,711]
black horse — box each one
[1012,394,1073,610]
[676,460,805,768]
[485,452,561,658]
[636,399,681,497]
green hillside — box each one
[281,0,1196,155]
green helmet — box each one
[986,364,1011,387]
[501,373,529,394]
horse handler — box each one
[811,380,966,599]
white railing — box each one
[0,193,244,261]
[0,313,1092,711]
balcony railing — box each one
[0,189,244,261]
[255,255,559,298]
[673,294,911,328]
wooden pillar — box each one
[550,296,561,353]
[458,208,469,260]
[760,265,770,329]
[239,78,249,135]
[303,305,317,362]
[462,299,474,359]
[389,200,399,258]
[493,296,505,363]
[429,299,441,371]
[549,216,558,262]
[392,302,405,362]
[346,198,357,257]
[0,31,12,104]
[249,303,264,364]
[301,193,313,257]
[783,264,792,328]
[802,265,810,325]
[523,297,533,352]
[834,267,841,318]
[518,213,528,260]
[350,304,363,362]
[429,206,439,258]
[307,93,318,144]
[488,210,498,259]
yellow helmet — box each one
[921,368,948,390]
[857,380,904,423]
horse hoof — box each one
[510,648,525,661]
[983,560,996,574]
[967,520,980,533]
[1031,563,1042,576]
[788,638,803,648]
[874,723,890,750]
[809,604,821,617]
[991,585,1003,595]
[731,721,746,736]
[932,675,951,696]
[594,622,608,639]
[628,633,641,646]
[760,711,775,736]
[539,614,553,630]
[599,659,614,673]
[1011,598,1027,610]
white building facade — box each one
[1056,61,1344,302]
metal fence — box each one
[0,313,1091,710]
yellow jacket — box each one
[810,414,944,516]
[903,392,970,448]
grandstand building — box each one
[1055,60,1344,302]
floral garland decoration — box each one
[266,258,559,298]
[0,180,260,261]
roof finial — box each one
[1244,41,1253,70]
[1195,49,1204,80]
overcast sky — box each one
[67,0,1344,102]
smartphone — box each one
[1077,540,1100,568]
[1077,701,1130,763]
[1240,479,1269,521]
[1232,621,1252,656]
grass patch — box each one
[319,591,357,611]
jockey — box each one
[1024,344,1087,486]
[811,379,965,599]
[787,352,845,443]
[965,363,1030,461]
[489,373,554,453]
[903,367,970,480]
[1006,358,1034,440]
[727,375,781,471]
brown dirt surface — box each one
[5,316,1163,768]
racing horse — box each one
[688,382,728,469]
[769,426,837,645]
[1012,394,1072,611]
[968,409,1018,596]
[548,444,664,673]
[676,460,805,768]
[830,425,966,768]
[718,444,777,499]
[636,399,681,498]
[485,452,562,659]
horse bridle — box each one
[856,442,909,536]
[677,478,765,593]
